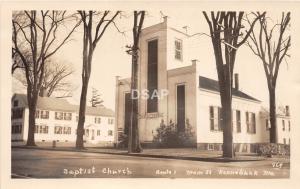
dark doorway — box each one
[91,129,95,140]
[124,92,132,135]
[177,85,185,132]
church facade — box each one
[114,17,291,153]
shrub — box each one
[153,119,196,148]
[117,133,128,148]
[257,143,290,157]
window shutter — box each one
[236,110,241,133]
[246,111,249,132]
[209,106,214,131]
[218,107,222,131]
[232,109,234,131]
[253,113,256,133]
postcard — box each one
[1,1,300,189]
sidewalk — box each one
[12,144,275,162]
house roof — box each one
[85,106,115,117]
[260,106,290,118]
[199,76,260,102]
[12,93,114,117]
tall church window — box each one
[147,39,158,113]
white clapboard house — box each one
[115,17,291,152]
[11,93,115,145]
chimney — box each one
[182,26,188,34]
[285,105,290,116]
[234,73,239,90]
[163,16,168,23]
[191,59,199,65]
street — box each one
[12,148,289,178]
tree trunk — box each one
[129,50,142,153]
[39,86,47,97]
[76,78,89,149]
[127,11,144,153]
[220,85,234,158]
[269,88,277,143]
[26,96,37,146]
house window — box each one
[108,130,113,136]
[175,39,183,60]
[40,110,49,119]
[147,39,158,113]
[108,118,114,125]
[35,125,39,133]
[209,106,222,131]
[54,126,63,134]
[55,112,72,120]
[76,116,79,122]
[63,127,71,135]
[236,110,241,133]
[97,130,100,136]
[35,110,40,119]
[13,100,18,107]
[35,125,48,134]
[288,121,291,131]
[55,112,64,120]
[208,144,214,150]
[246,112,256,134]
[39,125,43,133]
[12,108,23,119]
[12,124,22,134]
[282,120,285,131]
[43,125,49,134]
[36,110,49,119]
[64,113,72,120]
[85,129,89,137]
[95,117,101,124]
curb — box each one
[12,146,266,162]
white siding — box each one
[196,89,268,144]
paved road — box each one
[11,148,289,178]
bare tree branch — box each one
[12,10,80,146]
[246,12,291,143]
[202,11,264,158]
[75,10,121,149]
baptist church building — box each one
[11,93,115,145]
[115,17,291,152]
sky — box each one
[12,10,299,113]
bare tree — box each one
[12,11,81,146]
[12,49,26,74]
[12,12,26,74]
[126,11,145,153]
[14,59,75,98]
[76,11,120,149]
[40,61,75,97]
[246,12,291,143]
[202,11,265,158]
